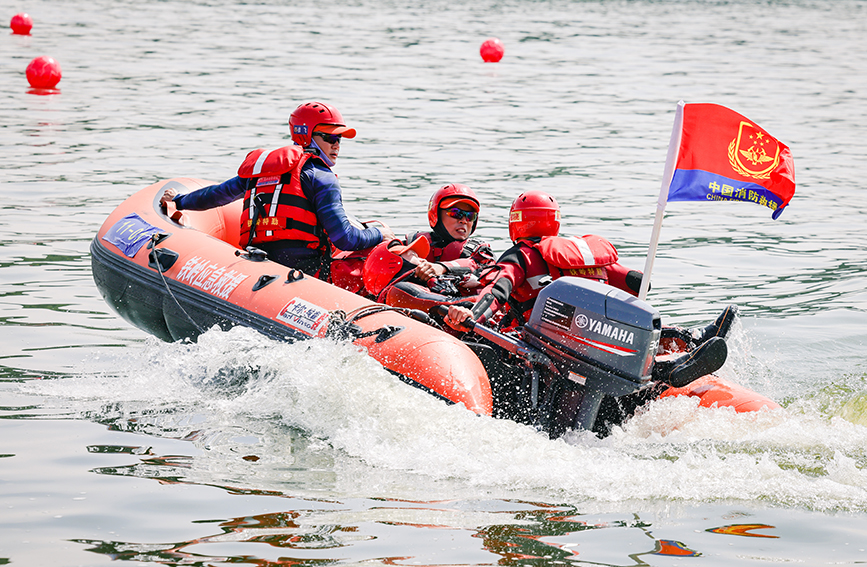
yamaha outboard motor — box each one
[522,277,661,437]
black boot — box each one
[653,336,728,388]
[688,305,738,348]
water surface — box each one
[2,0,867,564]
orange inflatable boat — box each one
[91,178,492,415]
[91,178,778,438]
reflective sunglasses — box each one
[314,132,342,144]
[443,207,478,222]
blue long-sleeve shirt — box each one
[173,158,382,265]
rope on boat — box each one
[343,303,440,328]
[324,303,442,343]
[150,233,207,335]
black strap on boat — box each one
[326,304,439,344]
[427,275,462,297]
[149,233,207,335]
[235,247,269,262]
[343,304,438,328]
[245,193,268,249]
[325,309,401,343]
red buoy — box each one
[10,12,33,35]
[26,56,62,89]
[480,38,504,63]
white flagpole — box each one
[639,100,685,301]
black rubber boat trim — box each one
[90,237,454,406]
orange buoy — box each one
[480,37,504,63]
[26,56,62,89]
[10,12,33,35]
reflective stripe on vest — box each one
[568,236,597,265]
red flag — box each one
[668,103,796,219]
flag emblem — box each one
[728,121,781,179]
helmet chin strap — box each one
[431,220,455,244]
[308,139,335,167]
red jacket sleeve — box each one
[470,261,526,322]
[605,262,643,297]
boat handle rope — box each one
[326,305,441,344]
[342,304,439,328]
[324,309,399,343]
[149,233,207,335]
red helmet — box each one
[427,184,480,229]
[508,191,561,241]
[288,101,357,147]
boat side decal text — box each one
[276,298,330,337]
[176,256,249,300]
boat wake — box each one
[21,324,867,511]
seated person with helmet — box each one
[361,183,495,304]
[444,190,737,389]
[159,101,394,279]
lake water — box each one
[2,0,867,564]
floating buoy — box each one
[10,12,33,35]
[480,37,504,63]
[26,56,62,89]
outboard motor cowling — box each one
[522,277,661,435]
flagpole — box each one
[639,100,685,301]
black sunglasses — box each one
[314,132,342,144]
[443,207,478,222]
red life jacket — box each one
[236,146,323,251]
[407,231,465,262]
[490,235,619,325]
[406,231,494,271]
[529,235,619,283]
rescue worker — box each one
[407,183,495,280]
[159,101,394,278]
[361,183,494,299]
[444,191,736,388]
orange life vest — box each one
[236,146,323,251]
[529,234,619,283]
